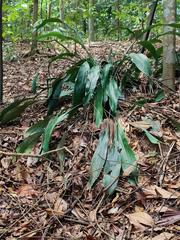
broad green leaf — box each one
[84,65,100,104]
[154,90,165,102]
[94,87,103,127]
[107,79,120,114]
[16,132,41,153]
[103,164,121,195]
[116,122,137,172]
[38,31,86,50]
[88,128,109,188]
[144,130,159,144]
[129,53,152,77]
[47,77,64,115]
[32,73,39,94]
[138,41,159,60]
[25,118,50,138]
[0,99,34,125]
[103,144,122,195]
[101,63,112,89]
[42,108,73,152]
[73,61,90,107]
[50,52,76,64]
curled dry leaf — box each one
[149,232,174,240]
[142,185,180,199]
[53,198,68,216]
[17,184,39,198]
[126,212,154,231]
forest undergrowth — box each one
[0,42,179,240]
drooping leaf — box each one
[0,99,34,125]
[107,79,120,114]
[138,41,160,60]
[47,77,64,115]
[50,52,76,64]
[101,63,112,89]
[103,144,122,195]
[42,108,74,152]
[103,165,121,195]
[37,31,86,50]
[116,122,137,172]
[16,132,41,154]
[88,128,109,188]
[144,130,159,144]
[24,118,50,138]
[84,65,100,104]
[73,61,90,107]
[129,53,152,77]
[154,90,165,102]
[94,87,103,127]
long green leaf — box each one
[84,65,100,104]
[0,99,34,125]
[94,87,103,127]
[138,41,160,60]
[73,61,90,107]
[101,63,112,89]
[25,118,50,138]
[129,53,152,77]
[88,128,109,188]
[42,109,73,152]
[107,79,120,114]
[116,122,137,172]
[103,144,122,195]
[16,132,41,154]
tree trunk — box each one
[115,0,120,41]
[88,0,95,43]
[31,0,38,52]
[0,0,3,103]
[59,0,64,21]
[141,0,159,53]
[48,0,51,19]
[163,0,176,91]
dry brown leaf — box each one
[149,232,174,240]
[53,198,68,216]
[129,121,151,130]
[143,185,180,199]
[17,184,38,198]
[89,209,97,222]
[126,212,154,231]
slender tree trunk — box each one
[31,0,38,52]
[0,0,3,103]
[59,0,64,21]
[48,0,51,19]
[141,0,159,53]
[88,0,95,43]
[163,0,176,91]
[115,0,120,41]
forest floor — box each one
[0,42,180,240]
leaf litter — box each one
[0,42,180,239]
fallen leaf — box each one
[126,212,154,230]
[149,232,174,240]
[142,185,180,199]
[17,184,38,198]
[53,198,68,216]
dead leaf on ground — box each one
[142,185,180,199]
[17,184,39,198]
[126,211,154,231]
[149,232,174,240]
[156,210,180,226]
[47,197,68,217]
